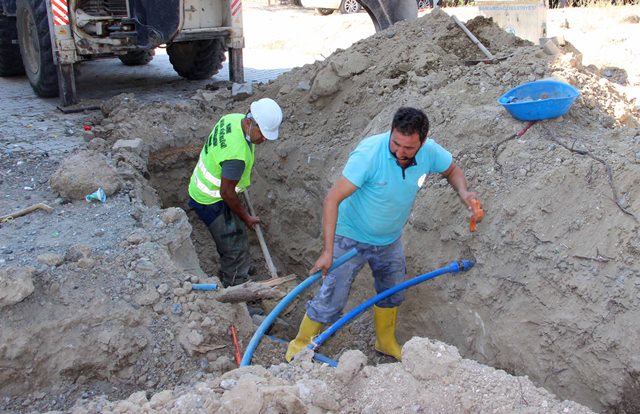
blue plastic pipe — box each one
[240,248,358,367]
[191,283,219,291]
[309,260,475,352]
[266,335,338,367]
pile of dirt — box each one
[248,10,640,411]
[1,8,639,414]
[0,180,255,411]
[67,338,594,413]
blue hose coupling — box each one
[457,260,475,271]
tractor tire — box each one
[118,49,155,66]
[317,8,335,15]
[0,14,25,76]
[167,39,226,80]
[339,0,361,13]
[16,0,58,97]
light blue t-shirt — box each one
[336,132,453,246]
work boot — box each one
[373,305,402,360]
[285,313,323,362]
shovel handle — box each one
[243,190,279,278]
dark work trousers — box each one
[191,198,252,287]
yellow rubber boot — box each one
[373,305,402,360]
[285,314,323,362]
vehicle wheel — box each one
[416,0,431,8]
[118,49,155,66]
[0,14,25,76]
[167,39,226,80]
[317,8,335,15]
[15,0,58,97]
[339,0,361,14]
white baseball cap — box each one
[250,98,283,140]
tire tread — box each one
[0,14,25,76]
[167,39,225,80]
[16,0,58,97]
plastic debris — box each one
[171,303,183,315]
[85,188,106,203]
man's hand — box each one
[310,251,333,277]
[243,215,262,230]
[460,191,480,212]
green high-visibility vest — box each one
[188,114,255,205]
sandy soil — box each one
[1,3,639,414]
[242,2,640,100]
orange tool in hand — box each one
[469,199,484,233]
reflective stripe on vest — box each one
[194,162,243,199]
[194,175,221,199]
[198,158,221,187]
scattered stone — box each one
[112,138,144,156]
[37,253,64,267]
[77,258,96,269]
[135,288,160,306]
[125,233,146,245]
[64,244,92,262]
[160,207,184,225]
[49,150,121,200]
[335,350,367,383]
[231,82,253,98]
[157,283,170,295]
[297,80,311,91]
[134,257,156,274]
[402,337,462,381]
[88,137,108,151]
[172,303,183,315]
[149,390,173,408]
[0,266,35,309]
[187,330,204,346]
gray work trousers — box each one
[306,235,407,324]
[207,204,252,287]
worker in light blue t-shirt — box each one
[286,107,481,362]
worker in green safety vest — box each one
[188,98,283,287]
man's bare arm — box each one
[441,162,478,210]
[220,177,260,229]
[311,176,358,276]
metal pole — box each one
[229,48,245,83]
[56,63,77,106]
[452,15,496,61]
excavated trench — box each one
[128,10,640,413]
[148,148,320,356]
[146,146,450,371]
[143,114,639,414]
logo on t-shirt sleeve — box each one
[417,174,427,188]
